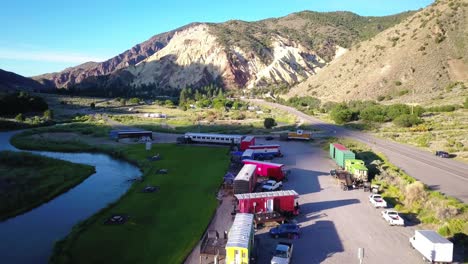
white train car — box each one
[184,132,243,145]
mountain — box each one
[0,69,47,92]
[33,11,413,96]
[288,0,468,104]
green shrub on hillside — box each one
[330,104,353,124]
[393,114,422,127]
[0,92,48,116]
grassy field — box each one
[321,137,467,259]
[48,143,229,264]
[0,151,95,221]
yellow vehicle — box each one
[281,130,312,141]
[225,213,254,264]
[345,159,368,182]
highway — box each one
[249,99,468,203]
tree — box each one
[164,100,174,107]
[330,104,353,124]
[90,102,96,109]
[15,113,24,122]
[385,104,410,120]
[264,117,277,129]
[464,97,468,109]
[393,114,422,127]
[179,88,188,105]
[360,105,387,122]
[43,109,53,120]
[128,97,140,105]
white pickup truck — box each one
[262,180,283,191]
[381,210,405,226]
[271,242,293,264]
[369,194,387,208]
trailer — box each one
[109,130,153,141]
[242,159,286,181]
[280,130,312,141]
[235,190,299,224]
[248,144,283,157]
[183,132,243,145]
[240,136,256,151]
[242,149,255,160]
[234,164,257,194]
[410,230,453,263]
[329,143,355,168]
[225,213,255,264]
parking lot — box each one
[254,138,423,264]
[186,137,425,264]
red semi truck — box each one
[242,159,287,181]
[240,136,256,151]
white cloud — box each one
[0,48,106,63]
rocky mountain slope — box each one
[0,69,47,92]
[288,0,468,104]
[32,11,412,96]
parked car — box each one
[330,169,337,176]
[435,151,449,158]
[381,210,405,226]
[369,194,387,208]
[265,136,275,141]
[269,223,300,239]
[271,242,293,264]
[262,180,283,191]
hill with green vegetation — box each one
[288,0,468,104]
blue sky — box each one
[0,0,433,77]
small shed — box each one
[235,190,298,215]
[233,164,257,194]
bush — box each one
[231,112,245,120]
[360,105,387,122]
[15,113,25,122]
[164,100,174,107]
[43,110,54,121]
[330,104,353,124]
[90,103,95,109]
[128,98,140,105]
[264,118,277,129]
[0,92,48,116]
[465,97,468,109]
[377,95,385,101]
[404,181,426,208]
[426,105,458,112]
[395,81,402,86]
[393,114,422,127]
[386,104,410,120]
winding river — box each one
[0,131,142,264]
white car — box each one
[381,210,405,226]
[262,180,283,191]
[369,194,387,208]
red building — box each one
[235,190,299,215]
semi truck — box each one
[248,144,283,157]
[409,230,453,263]
[240,136,256,151]
[233,164,257,194]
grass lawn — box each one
[0,151,95,221]
[50,143,230,264]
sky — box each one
[0,0,433,77]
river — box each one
[0,131,142,264]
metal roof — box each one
[242,149,255,157]
[235,164,257,181]
[249,144,280,149]
[332,143,348,151]
[417,230,453,244]
[235,190,298,200]
[226,213,254,249]
[242,159,284,167]
[242,136,255,142]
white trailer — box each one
[409,230,453,263]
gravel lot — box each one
[254,138,423,264]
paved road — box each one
[249,99,468,203]
[255,138,424,264]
